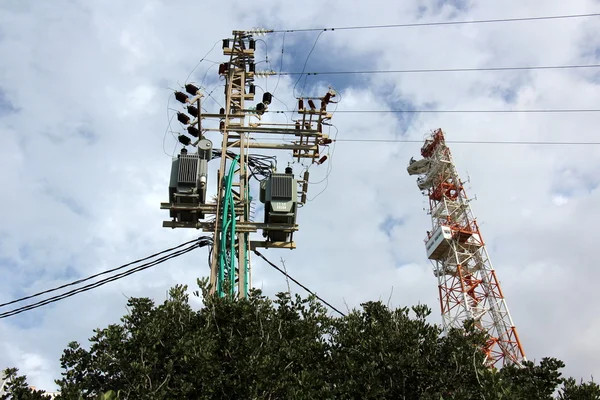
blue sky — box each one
[1,0,600,391]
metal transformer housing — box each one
[259,173,298,242]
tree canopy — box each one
[2,279,599,399]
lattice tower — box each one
[407,128,526,367]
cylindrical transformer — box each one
[198,138,213,160]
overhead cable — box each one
[278,64,600,76]
[270,109,600,114]
[253,250,346,317]
[248,137,600,146]
[332,139,600,145]
[272,12,600,33]
[0,237,212,319]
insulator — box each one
[249,39,256,50]
[295,121,300,130]
[285,166,293,174]
[185,83,199,95]
[222,39,230,49]
[318,124,322,133]
[298,99,304,110]
[317,155,328,164]
[187,105,199,118]
[262,92,272,105]
[187,126,199,137]
[303,170,309,181]
[219,121,225,130]
[178,135,191,146]
[321,138,333,145]
[323,92,332,104]
[177,112,190,125]
[180,147,188,155]
[248,63,255,73]
[307,99,316,110]
[174,91,188,104]
[256,102,265,115]
[218,63,228,75]
[219,107,225,115]
[249,84,256,95]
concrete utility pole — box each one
[162,29,337,299]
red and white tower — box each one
[407,128,526,367]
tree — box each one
[3,279,598,399]
[1,368,47,400]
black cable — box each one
[0,238,213,318]
[253,250,346,317]
[278,64,600,76]
[268,108,600,114]
[271,12,600,33]
[0,246,198,319]
[0,237,204,309]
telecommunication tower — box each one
[407,128,526,367]
[161,30,336,299]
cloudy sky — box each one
[1,0,600,391]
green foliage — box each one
[558,377,600,399]
[1,368,47,400]
[3,279,598,399]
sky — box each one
[1,0,600,391]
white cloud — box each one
[0,0,599,391]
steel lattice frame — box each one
[412,128,526,367]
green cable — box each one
[218,157,239,297]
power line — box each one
[332,138,600,145]
[270,109,600,114]
[249,137,600,146]
[253,249,346,317]
[278,64,600,76]
[0,237,212,319]
[0,237,203,309]
[272,12,600,33]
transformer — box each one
[168,139,212,223]
[259,171,298,242]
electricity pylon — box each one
[162,29,337,299]
[407,128,526,367]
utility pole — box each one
[162,29,337,299]
[407,129,526,368]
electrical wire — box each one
[185,40,221,84]
[239,136,600,146]
[212,150,276,181]
[292,31,324,99]
[253,250,346,317]
[278,63,600,76]
[0,246,196,318]
[331,138,600,145]
[268,108,600,114]
[0,237,213,319]
[271,12,600,33]
[272,32,286,95]
[0,238,204,309]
